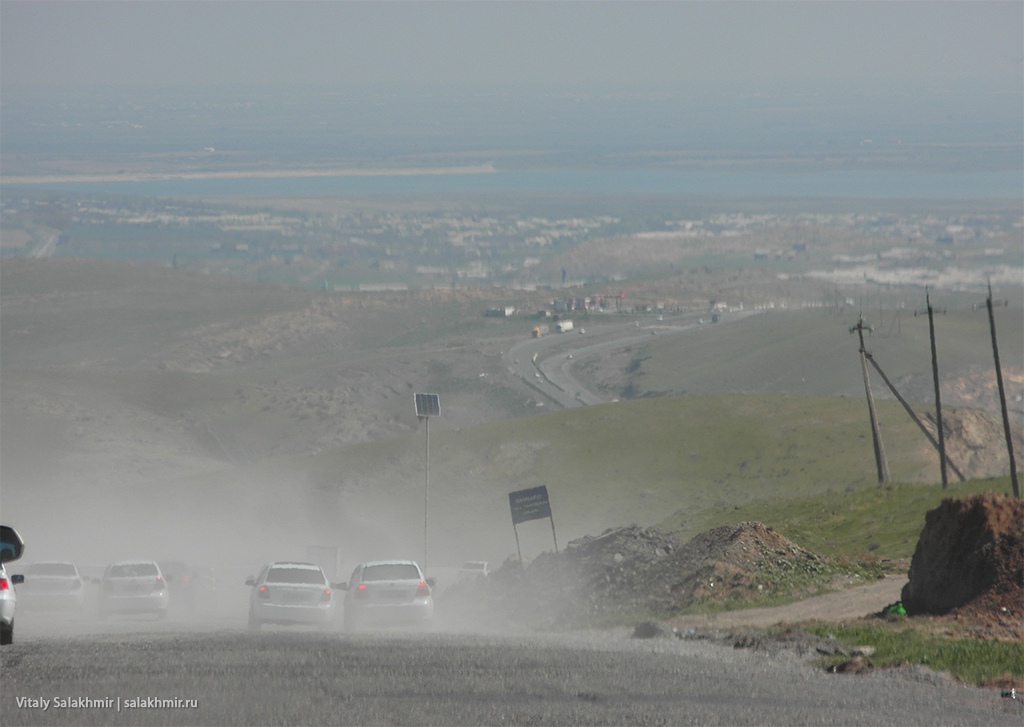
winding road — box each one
[505,310,757,408]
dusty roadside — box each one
[668,574,907,631]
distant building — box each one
[485,306,516,317]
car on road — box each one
[98,560,169,619]
[246,562,334,630]
[1,526,25,645]
[16,561,85,611]
[457,561,490,582]
[340,560,434,631]
[0,564,24,645]
[158,560,217,611]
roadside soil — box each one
[668,574,907,631]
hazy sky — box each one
[2,1,1021,92]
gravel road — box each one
[669,575,908,631]
[1,619,1016,727]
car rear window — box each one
[28,563,78,576]
[360,564,421,582]
[108,563,158,578]
[266,566,326,585]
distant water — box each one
[5,168,1022,200]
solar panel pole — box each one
[424,415,430,574]
[414,394,440,575]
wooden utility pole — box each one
[977,282,1019,498]
[916,289,948,489]
[863,350,966,482]
[850,316,889,484]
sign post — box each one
[507,485,559,564]
[414,393,440,574]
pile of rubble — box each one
[440,492,1022,641]
[442,521,843,629]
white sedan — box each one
[341,560,434,631]
[246,562,335,630]
[98,560,170,619]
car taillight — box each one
[258,585,270,599]
[153,576,166,592]
[0,578,8,590]
[416,581,431,598]
[354,582,369,599]
[320,588,332,603]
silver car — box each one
[99,560,170,618]
[1,526,26,645]
[246,562,334,630]
[0,563,24,645]
[17,562,86,611]
[341,560,434,631]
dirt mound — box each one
[442,522,861,629]
[900,493,1023,626]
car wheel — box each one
[1,622,12,646]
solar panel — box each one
[414,393,440,418]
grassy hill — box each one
[1,258,1019,576]
[579,302,1023,407]
[159,392,992,572]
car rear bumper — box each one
[346,600,433,627]
[100,593,169,613]
[19,592,85,610]
[250,602,333,625]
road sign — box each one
[507,486,559,564]
[414,393,440,418]
[508,486,552,524]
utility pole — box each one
[976,281,1019,498]
[863,350,966,482]
[850,316,889,484]
[915,289,948,489]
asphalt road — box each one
[1,615,1016,727]
[506,311,755,409]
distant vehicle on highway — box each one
[158,560,216,611]
[1,526,25,645]
[457,561,490,582]
[340,560,433,631]
[246,562,334,630]
[99,560,169,619]
[16,562,85,611]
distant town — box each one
[1,190,1020,296]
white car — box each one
[457,561,490,582]
[98,560,170,619]
[341,560,434,631]
[1,526,26,645]
[17,562,86,611]
[0,563,24,645]
[246,562,335,630]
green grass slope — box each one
[609,305,1023,404]
[178,392,960,569]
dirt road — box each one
[669,575,907,631]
